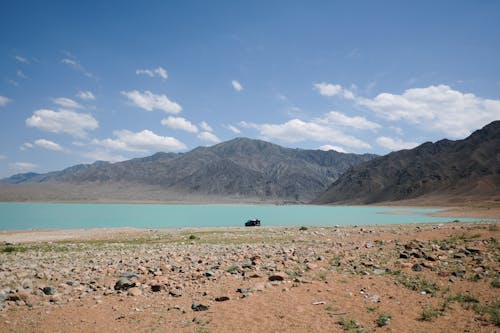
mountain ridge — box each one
[1,137,377,203]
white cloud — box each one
[376,136,419,151]
[198,131,221,143]
[321,111,381,130]
[231,80,243,92]
[136,66,168,80]
[15,55,29,63]
[62,57,93,78]
[82,150,126,163]
[17,70,27,79]
[26,109,98,137]
[241,118,370,149]
[358,85,500,138]
[199,121,213,132]
[314,82,355,99]
[0,154,6,160]
[319,145,347,153]
[9,162,38,172]
[20,142,33,151]
[0,96,12,107]
[161,116,198,133]
[223,124,241,134]
[53,97,82,109]
[34,139,64,151]
[92,129,186,153]
[121,90,181,114]
[76,90,95,100]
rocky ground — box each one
[0,221,499,332]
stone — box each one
[21,279,33,290]
[242,260,253,269]
[114,277,136,291]
[151,284,162,292]
[42,286,57,296]
[269,272,288,281]
[215,296,230,302]
[306,263,318,270]
[191,302,209,311]
[169,289,183,297]
[127,287,142,297]
[454,253,466,259]
[399,252,410,259]
[411,264,423,272]
[204,271,216,277]
[452,270,466,278]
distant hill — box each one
[1,138,377,203]
[314,121,500,205]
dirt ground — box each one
[0,207,498,332]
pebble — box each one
[42,287,57,296]
[127,287,142,297]
[114,277,135,291]
[191,302,209,311]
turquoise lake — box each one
[0,202,479,231]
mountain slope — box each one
[1,138,377,202]
[314,121,500,204]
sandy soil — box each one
[0,208,499,332]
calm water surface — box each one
[0,202,479,231]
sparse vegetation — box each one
[338,318,360,331]
[419,308,443,321]
[447,292,479,304]
[376,313,391,327]
[491,279,500,288]
[393,271,439,295]
[471,301,500,326]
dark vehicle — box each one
[245,219,261,227]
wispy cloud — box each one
[14,55,29,64]
[199,121,213,132]
[161,116,198,133]
[136,66,168,80]
[0,96,12,107]
[53,97,82,109]
[231,80,243,92]
[26,109,98,137]
[61,53,94,78]
[376,136,419,151]
[76,90,95,101]
[223,124,241,134]
[121,90,182,114]
[9,162,38,172]
[16,70,27,79]
[198,131,221,143]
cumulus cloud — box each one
[136,66,168,80]
[0,96,12,107]
[9,162,38,172]
[92,129,186,153]
[223,124,241,134]
[358,84,500,138]
[121,90,181,114]
[53,97,82,109]
[320,111,381,130]
[26,109,98,137]
[318,145,347,153]
[240,118,370,149]
[199,121,213,132]
[76,90,95,100]
[231,80,243,92]
[161,116,198,133]
[314,82,355,99]
[198,131,221,143]
[376,136,419,151]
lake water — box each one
[0,202,480,231]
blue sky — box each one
[1,1,499,177]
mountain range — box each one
[314,120,500,204]
[0,138,376,203]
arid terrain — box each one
[0,208,499,332]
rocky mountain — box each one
[314,121,500,204]
[1,138,377,202]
